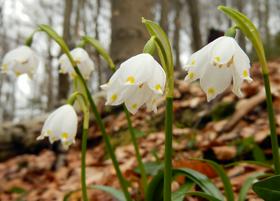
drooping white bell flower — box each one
[59,48,94,79]
[184,36,252,101]
[1,46,39,77]
[37,104,78,150]
[101,53,166,114]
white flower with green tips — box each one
[184,36,252,101]
[101,53,166,114]
[1,46,39,77]
[37,104,78,150]
[59,48,94,79]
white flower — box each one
[37,104,78,150]
[59,48,94,79]
[1,46,39,77]
[184,36,252,101]
[101,53,166,114]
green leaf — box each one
[197,159,234,201]
[174,168,224,200]
[82,36,115,71]
[63,185,126,201]
[146,171,164,201]
[225,160,272,169]
[252,144,266,162]
[252,175,280,201]
[171,183,193,201]
[135,161,163,176]
[238,173,265,201]
[146,168,224,201]
[142,18,173,72]
[132,128,145,138]
[143,36,156,55]
[218,6,266,73]
[185,192,222,201]
[9,187,27,194]
[90,185,126,201]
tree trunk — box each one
[110,0,154,64]
[235,0,246,50]
[94,0,102,88]
[173,0,182,70]
[58,0,72,102]
[186,0,202,51]
[264,0,270,48]
[160,0,169,33]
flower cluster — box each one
[101,53,166,114]
[2,35,252,149]
[184,36,252,101]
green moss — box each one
[210,101,235,121]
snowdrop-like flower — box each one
[101,53,166,114]
[37,104,78,150]
[1,46,39,77]
[59,48,94,79]
[184,36,252,101]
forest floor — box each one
[2,59,280,201]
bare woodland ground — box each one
[2,60,280,200]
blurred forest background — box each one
[1,0,280,122]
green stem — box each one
[124,106,148,195]
[262,72,280,174]
[81,111,89,201]
[75,73,132,201]
[163,97,173,201]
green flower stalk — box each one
[219,6,280,174]
[68,91,90,201]
[142,18,174,201]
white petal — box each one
[118,53,154,85]
[184,40,214,82]
[211,36,236,65]
[233,45,252,82]
[2,46,39,76]
[200,64,232,101]
[147,59,166,94]
[146,94,160,113]
[39,104,78,148]
[231,67,244,97]
[184,40,214,70]
[105,83,132,106]
[124,84,152,114]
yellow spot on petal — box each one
[2,64,8,71]
[126,76,135,84]
[15,71,21,77]
[188,72,195,79]
[191,59,196,65]
[111,94,118,102]
[70,72,77,78]
[207,87,216,95]
[214,56,221,63]
[154,84,162,91]
[61,132,69,139]
[132,103,138,109]
[75,59,81,64]
[243,70,248,77]
[47,130,52,135]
